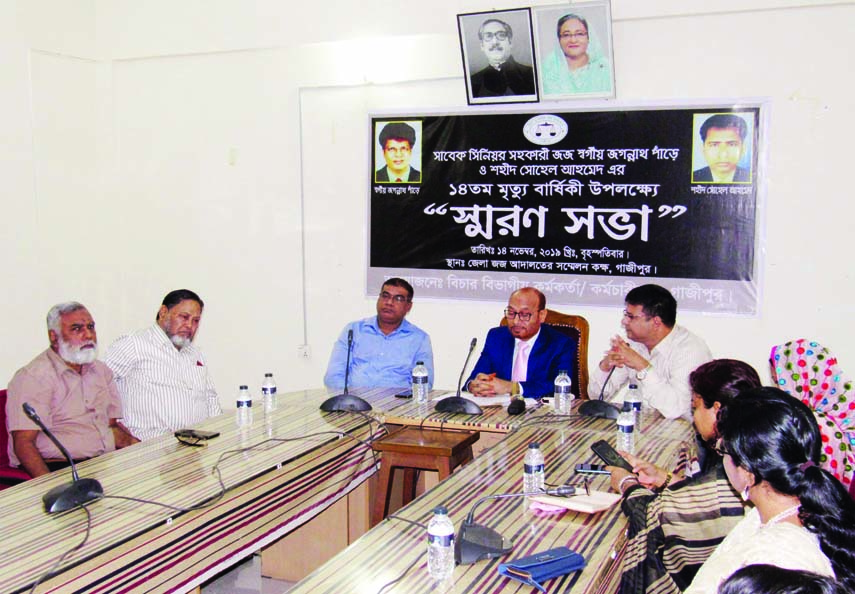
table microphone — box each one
[507,397,526,416]
[455,485,586,565]
[435,338,483,415]
[22,402,104,514]
[320,329,371,412]
[578,366,620,420]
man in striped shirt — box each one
[104,290,222,441]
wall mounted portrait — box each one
[533,1,615,100]
[374,120,422,184]
[691,112,754,184]
[457,9,538,105]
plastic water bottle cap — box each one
[528,442,540,449]
[239,385,248,390]
[265,373,273,377]
[434,506,447,515]
[417,361,424,365]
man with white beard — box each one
[105,289,221,441]
[6,302,137,477]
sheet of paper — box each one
[529,491,621,514]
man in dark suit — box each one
[470,19,536,98]
[375,122,421,183]
[466,287,578,399]
[692,113,751,184]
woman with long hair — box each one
[611,359,761,594]
[685,388,855,594]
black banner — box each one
[369,104,763,314]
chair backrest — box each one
[0,390,12,468]
[500,309,590,400]
[0,389,33,486]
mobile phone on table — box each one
[395,390,413,398]
[574,463,610,475]
[591,439,635,472]
[175,429,220,441]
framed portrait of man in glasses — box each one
[457,8,539,105]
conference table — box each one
[0,391,385,594]
[288,399,695,594]
[0,387,539,594]
[0,389,692,594]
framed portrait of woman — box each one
[533,1,616,101]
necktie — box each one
[512,341,530,382]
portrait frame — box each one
[690,112,755,185]
[373,120,423,185]
[533,1,616,101]
[457,8,539,105]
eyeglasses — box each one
[622,310,650,322]
[481,31,509,42]
[505,308,538,322]
[559,31,588,40]
[379,291,410,304]
[712,440,733,458]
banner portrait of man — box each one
[374,120,422,184]
[691,112,754,184]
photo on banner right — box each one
[533,1,615,101]
[691,112,755,184]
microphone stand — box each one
[321,328,371,412]
[320,329,372,412]
[22,403,104,514]
[578,366,620,419]
[342,330,352,396]
[435,338,483,415]
[456,485,585,565]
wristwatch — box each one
[636,364,653,380]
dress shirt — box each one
[511,330,541,394]
[588,325,712,420]
[323,316,434,390]
[104,324,221,441]
[6,348,121,466]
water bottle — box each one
[412,360,429,404]
[427,506,455,582]
[523,442,545,494]
[236,385,253,428]
[624,383,643,432]
[553,369,573,414]
[617,410,636,455]
[262,372,277,414]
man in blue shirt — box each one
[324,278,434,390]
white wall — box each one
[3,0,854,407]
[1,0,100,375]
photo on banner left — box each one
[457,8,539,105]
[373,120,423,185]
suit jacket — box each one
[375,166,421,183]
[467,325,578,398]
[692,166,750,183]
[470,57,536,98]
